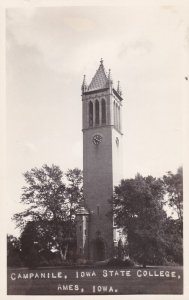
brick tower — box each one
[77,59,124,261]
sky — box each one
[5,4,189,235]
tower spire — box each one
[87,59,109,91]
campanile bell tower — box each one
[81,59,123,261]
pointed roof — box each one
[82,59,123,100]
[88,59,109,91]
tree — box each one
[7,235,22,267]
[163,167,183,265]
[13,164,83,261]
[20,221,41,253]
[163,167,183,229]
[113,174,167,267]
[163,217,183,265]
[63,169,83,259]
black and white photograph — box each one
[2,0,189,297]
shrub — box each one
[24,247,40,268]
[7,252,23,267]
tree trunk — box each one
[63,243,69,260]
[59,249,64,261]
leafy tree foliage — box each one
[20,221,40,268]
[20,221,41,259]
[162,168,183,264]
[13,165,83,261]
[163,167,183,228]
[163,217,183,265]
[113,174,167,267]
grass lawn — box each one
[7,265,183,295]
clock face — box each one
[93,134,102,145]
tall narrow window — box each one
[89,101,93,127]
[102,99,106,124]
[95,100,99,125]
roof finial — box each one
[117,81,120,92]
[108,69,112,82]
[81,74,87,92]
[107,68,113,88]
[117,80,122,96]
[100,58,103,65]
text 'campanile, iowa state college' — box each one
[76,59,124,261]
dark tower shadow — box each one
[91,231,106,261]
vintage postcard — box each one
[1,0,189,298]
